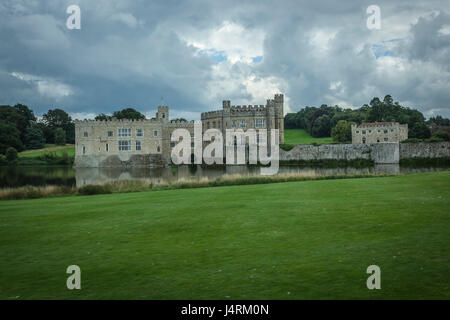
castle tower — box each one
[274,94,284,144]
[156,106,169,123]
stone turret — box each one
[156,106,169,123]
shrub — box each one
[54,128,66,146]
[61,151,71,165]
[431,130,450,142]
[0,154,7,165]
[425,136,444,143]
[78,184,112,195]
[402,138,423,143]
[5,147,18,162]
[280,144,295,151]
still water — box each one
[0,165,448,188]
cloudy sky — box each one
[1,0,449,120]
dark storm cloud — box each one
[0,0,449,119]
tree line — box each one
[0,105,75,155]
[284,95,450,143]
[0,105,148,156]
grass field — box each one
[0,171,449,299]
[284,129,333,145]
[19,144,75,158]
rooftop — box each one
[358,121,398,127]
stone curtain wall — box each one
[400,142,450,159]
[280,144,372,161]
[280,142,450,164]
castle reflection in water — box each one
[74,164,414,188]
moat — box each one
[0,165,448,188]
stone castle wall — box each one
[280,142,450,164]
[400,142,450,159]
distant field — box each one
[284,129,333,145]
[0,171,449,299]
[19,144,75,158]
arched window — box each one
[362,137,366,144]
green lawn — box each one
[19,144,75,158]
[284,129,333,145]
[0,171,449,299]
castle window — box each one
[154,130,158,137]
[118,128,131,137]
[362,130,366,134]
[232,120,237,128]
[157,146,161,152]
[384,137,388,141]
[255,118,265,128]
[213,121,216,128]
[377,139,380,143]
[240,120,246,128]
[190,133,194,138]
[362,137,366,144]
[162,114,165,118]
[108,131,113,137]
[384,130,388,134]
[356,131,359,133]
[207,122,210,129]
[118,140,132,151]
[136,140,142,151]
[170,142,175,148]
[136,129,143,137]
[84,131,88,137]
[82,145,86,154]
[191,142,194,148]
[106,143,109,152]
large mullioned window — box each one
[254,118,265,128]
[118,140,132,151]
[118,128,131,137]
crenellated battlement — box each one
[74,118,161,126]
[167,120,195,128]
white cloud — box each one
[109,13,142,28]
[10,72,74,100]
[180,21,265,64]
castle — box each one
[351,122,408,144]
[74,94,284,167]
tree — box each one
[25,124,46,149]
[431,130,450,141]
[42,108,75,144]
[54,128,66,145]
[331,120,355,143]
[409,122,431,139]
[95,113,112,121]
[0,121,23,154]
[428,116,450,126]
[170,118,187,122]
[5,147,18,162]
[0,105,32,144]
[311,114,332,137]
[112,108,145,120]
